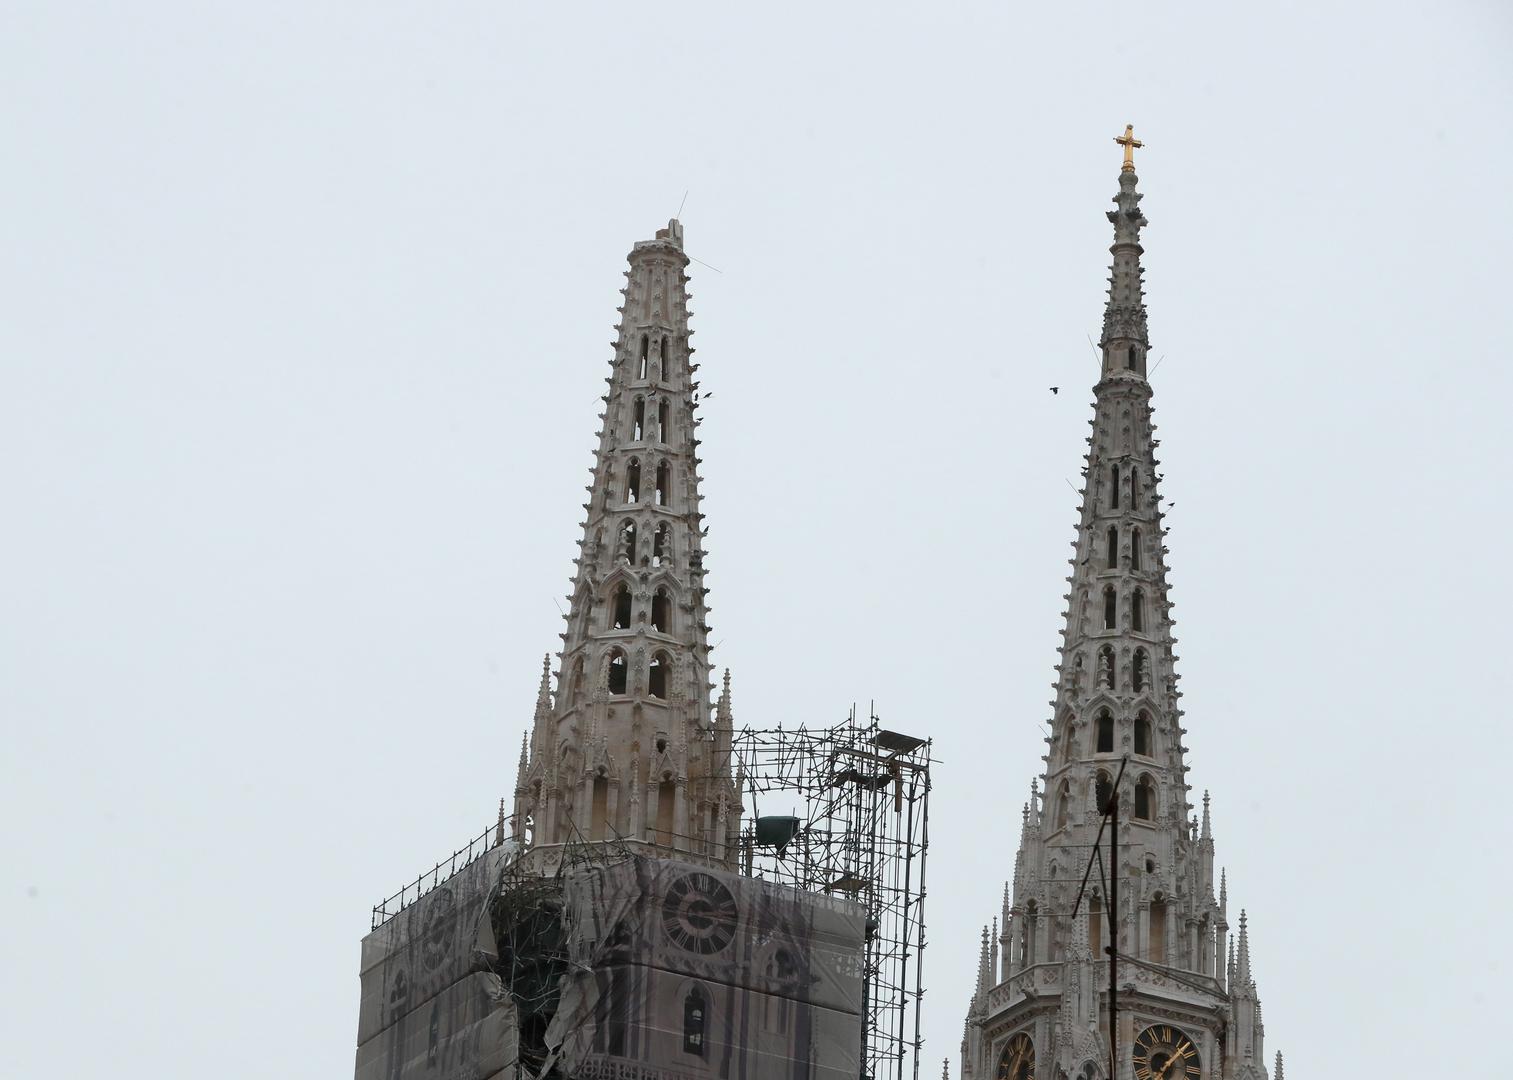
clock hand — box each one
[1158,1041,1192,1079]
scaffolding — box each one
[730,706,933,1080]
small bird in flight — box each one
[1049,386,1060,395]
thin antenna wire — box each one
[1150,353,1168,373]
[676,190,689,219]
[689,255,723,274]
[1085,334,1101,358]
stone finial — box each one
[1237,909,1252,985]
[1273,1051,1284,1080]
[942,1058,950,1080]
[493,797,506,847]
[1201,790,1212,841]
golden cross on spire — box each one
[1114,124,1144,172]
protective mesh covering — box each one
[356,846,519,1079]
[543,855,866,1080]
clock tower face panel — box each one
[661,871,739,955]
[996,1032,1035,1080]
[1133,1024,1201,1080]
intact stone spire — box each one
[511,220,740,867]
[960,139,1277,1080]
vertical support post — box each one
[1109,778,1118,1080]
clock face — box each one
[661,872,739,955]
[996,1032,1035,1080]
[1133,1024,1201,1080]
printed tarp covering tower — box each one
[544,855,867,1080]
[356,845,518,1080]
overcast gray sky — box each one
[3,3,1509,1076]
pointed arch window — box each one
[1149,894,1167,961]
[652,588,671,633]
[649,651,670,699]
[632,398,646,441]
[655,460,670,506]
[611,585,632,630]
[1127,345,1138,370]
[1106,526,1118,569]
[682,986,707,1056]
[1134,711,1151,756]
[1103,586,1117,630]
[1097,646,1115,689]
[1056,779,1071,830]
[638,335,649,379]
[1096,711,1114,754]
[657,399,670,443]
[618,520,637,564]
[606,648,628,695]
[1088,896,1103,960]
[626,458,641,504]
[1095,772,1113,816]
[1135,775,1155,821]
[1111,465,1121,510]
[1132,649,1149,693]
[1132,589,1145,632]
[569,657,586,706]
[1061,720,1076,761]
[653,523,671,567]
[1131,527,1143,571]
[1130,467,1140,508]
[659,336,668,375]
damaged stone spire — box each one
[511,220,740,868]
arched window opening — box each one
[1106,526,1118,569]
[632,398,645,441]
[1150,896,1168,962]
[612,585,632,630]
[1132,589,1145,632]
[626,459,641,504]
[1089,897,1103,960]
[656,779,676,845]
[1056,779,1071,830]
[606,649,628,695]
[1131,527,1143,571]
[1132,649,1148,693]
[682,987,707,1056]
[1095,772,1113,816]
[765,952,793,1033]
[1135,775,1154,821]
[649,652,669,699]
[1096,711,1114,754]
[638,335,649,379]
[657,399,670,443]
[1103,587,1117,630]
[653,523,671,567]
[1134,712,1151,756]
[659,336,668,371]
[591,773,610,840]
[1097,646,1115,689]
[1111,465,1121,509]
[1130,467,1140,508]
[618,520,637,564]
[655,461,670,506]
[1062,722,1076,761]
[1127,345,1137,370]
[1024,901,1038,966]
[652,589,671,633]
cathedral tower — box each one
[512,220,740,868]
[960,135,1276,1080]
